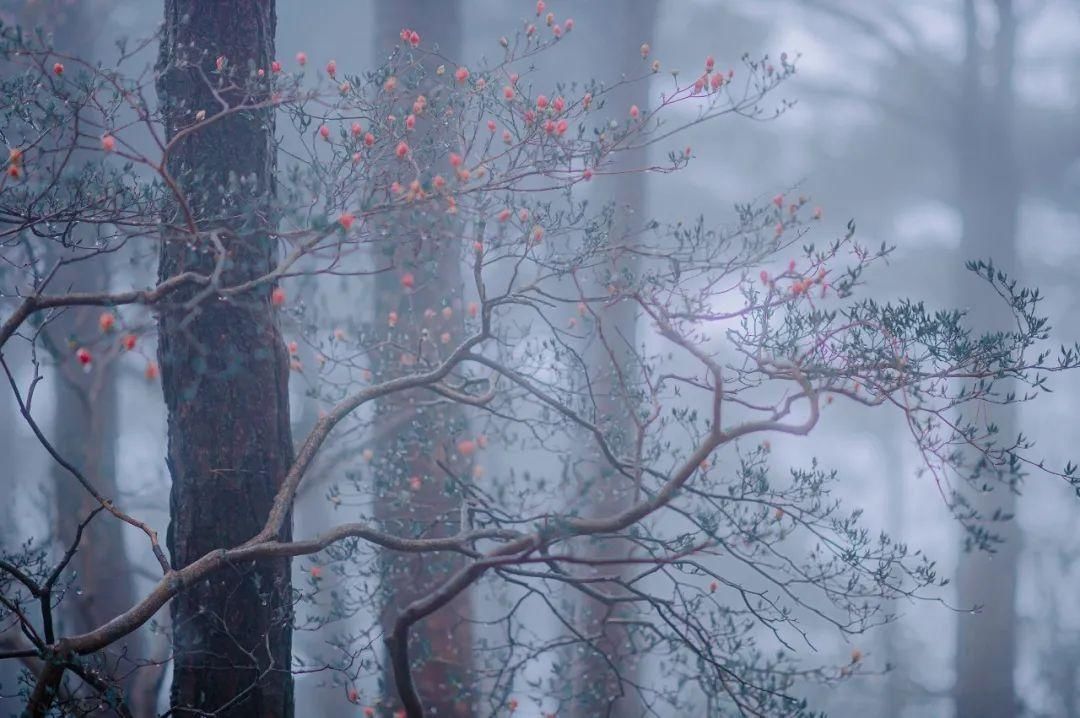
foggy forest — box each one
[1,0,1079,716]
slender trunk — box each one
[572,4,656,715]
[371,3,473,716]
[952,2,1020,717]
[156,2,294,715]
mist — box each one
[1,1,1079,716]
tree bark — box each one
[156,2,294,715]
[371,3,473,715]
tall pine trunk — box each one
[156,2,294,715]
[952,2,1020,716]
[371,3,473,715]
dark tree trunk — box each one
[371,3,473,715]
[952,2,1020,717]
[156,2,294,716]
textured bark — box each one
[371,3,473,715]
[156,2,294,716]
[571,4,656,715]
[952,2,1020,717]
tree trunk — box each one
[156,2,294,716]
[571,3,656,715]
[371,3,473,715]
[952,2,1020,717]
